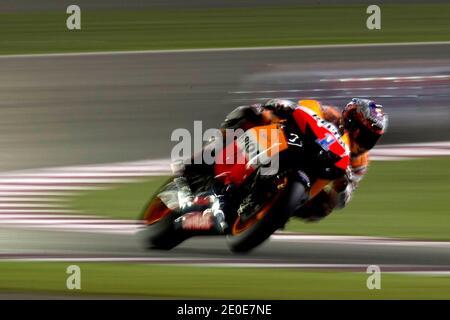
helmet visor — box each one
[353,123,382,152]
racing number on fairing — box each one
[288,133,299,143]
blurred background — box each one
[0,0,449,299]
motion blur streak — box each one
[0,43,449,171]
[0,43,449,284]
[0,141,446,232]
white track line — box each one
[321,75,450,82]
[0,219,138,225]
[378,141,450,148]
[1,41,449,59]
[369,156,414,161]
[270,234,450,248]
[0,191,77,196]
[370,142,450,160]
[0,197,67,202]
[389,271,450,276]
[0,214,99,219]
[0,203,65,208]
[0,172,166,178]
[0,209,79,214]
[230,86,424,94]
[0,185,103,191]
[371,149,450,157]
[0,178,140,184]
[233,94,420,101]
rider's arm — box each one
[221,99,297,131]
[334,152,370,208]
[262,99,297,118]
[221,104,264,130]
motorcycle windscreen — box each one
[214,124,288,186]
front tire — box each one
[226,179,307,253]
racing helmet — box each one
[261,98,298,116]
[342,98,388,154]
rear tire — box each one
[226,180,307,253]
[138,180,189,250]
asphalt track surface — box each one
[0,43,449,171]
[0,151,448,269]
[0,43,449,272]
[3,227,450,270]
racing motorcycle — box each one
[138,106,349,253]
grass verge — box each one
[1,262,450,299]
[1,4,449,54]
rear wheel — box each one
[226,177,307,253]
[138,180,188,250]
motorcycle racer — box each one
[220,97,388,222]
[142,97,387,251]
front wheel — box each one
[226,177,307,253]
